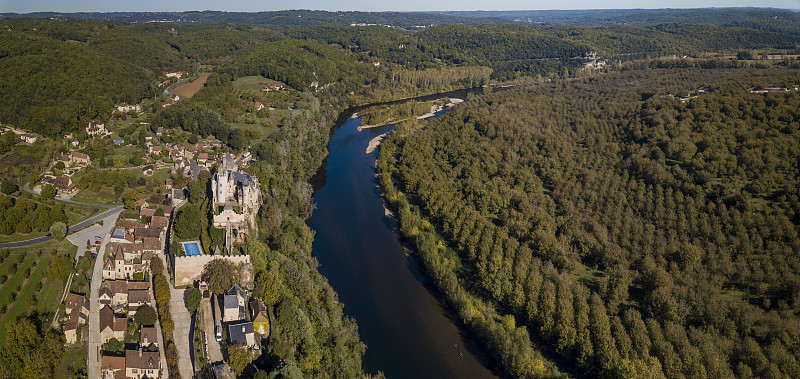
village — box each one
[57,133,266,378]
[0,70,273,378]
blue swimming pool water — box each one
[183,242,201,256]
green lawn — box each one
[232,75,268,93]
[0,231,48,243]
[72,188,119,205]
[6,238,76,254]
[64,203,104,225]
[36,275,65,314]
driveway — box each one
[200,297,223,364]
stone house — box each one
[99,305,126,344]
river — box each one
[308,89,497,378]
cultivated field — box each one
[0,248,71,346]
[173,73,212,98]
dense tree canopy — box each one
[379,67,800,377]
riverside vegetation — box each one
[378,67,800,377]
[1,8,800,378]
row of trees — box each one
[379,67,800,377]
[0,195,67,235]
[150,257,180,377]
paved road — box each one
[0,206,123,248]
[156,251,194,378]
[65,210,120,259]
[98,165,147,171]
[200,297,223,364]
[87,226,116,379]
[1,184,123,249]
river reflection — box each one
[308,92,497,378]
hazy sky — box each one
[1,0,799,13]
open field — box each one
[232,75,268,93]
[173,72,212,98]
[72,188,119,205]
[0,230,48,243]
[65,203,104,225]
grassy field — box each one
[232,75,268,93]
[174,72,212,98]
[64,203,104,225]
[0,230,48,243]
[72,188,119,205]
[6,239,77,255]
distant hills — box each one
[2,8,799,31]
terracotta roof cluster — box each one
[116,219,146,231]
[149,215,169,230]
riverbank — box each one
[373,95,567,377]
[365,132,388,154]
[356,97,463,131]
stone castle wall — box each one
[173,254,251,286]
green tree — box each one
[0,316,64,378]
[49,221,67,241]
[135,304,157,326]
[187,180,206,204]
[48,253,73,281]
[102,338,124,354]
[227,344,252,375]
[202,259,239,295]
[185,288,202,315]
[122,189,138,209]
[40,184,56,200]
[174,203,202,240]
[1,179,18,195]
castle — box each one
[211,153,260,249]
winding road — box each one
[0,179,124,248]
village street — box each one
[156,251,195,378]
[200,296,224,364]
[86,223,116,379]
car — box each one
[94,240,101,245]
[94,236,102,240]
[215,326,222,342]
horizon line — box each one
[2,6,799,15]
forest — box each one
[2,15,800,137]
[2,11,800,378]
[378,67,800,377]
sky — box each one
[1,0,799,13]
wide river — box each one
[308,90,497,378]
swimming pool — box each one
[182,241,202,256]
